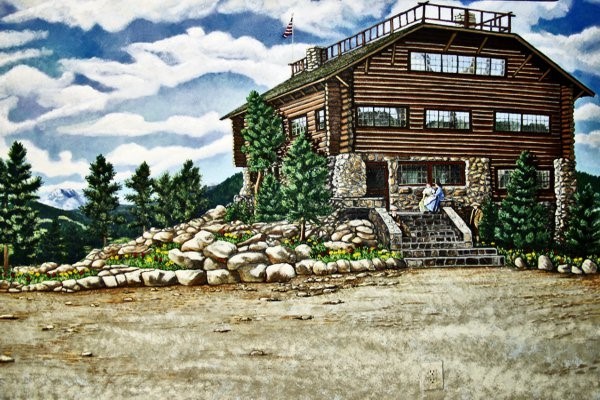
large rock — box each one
[295,259,315,275]
[203,241,237,263]
[537,255,554,271]
[324,241,354,252]
[205,205,227,221]
[168,249,205,269]
[266,263,296,283]
[203,258,226,271]
[153,230,175,243]
[173,233,194,245]
[77,276,104,290]
[238,264,267,283]
[141,270,178,287]
[336,259,351,273]
[265,245,296,264]
[227,252,269,271]
[514,257,527,269]
[175,270,207,286]
[582,259,597,274]
[124,270,143,286]
[294,244,312,261]
[181,230,215,252]
[207,269,239,285]
[238,233,266,247]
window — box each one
[357,106,408,127]
[497,169,552,190]
[316,108,326,131]
[398,163,465,186]
[425,110,470,130]
[410,51,505,77]
[495,112,549,133]
[290,115,307,136]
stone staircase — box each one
[396,211,504,268]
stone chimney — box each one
[306,46,325,71]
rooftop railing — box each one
[289,2,514,76]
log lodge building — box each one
[223,2,594,238]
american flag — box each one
[282,16,293,38]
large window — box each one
[497,169,551,190]
[425,110,470,130]
[290,115,307,136]
[398,162,465,186]
[495,112,550,133]
[410,52,505,76]
[316,108,326,131]
[357,106,408,127]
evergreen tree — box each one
[564,183,600,257]
[81,155,121,247]
[62,222,89,264]
[255,173,285,222]
[154,172,175,228]
[39,219,68,264]
[125,161,155,233]
[171,160,208,223]
[478,198,498,244]
[281,132,331,241]
[495,151,551,250]
[2,142,43,270]
[0,157,9,274]
[240,90,285,203]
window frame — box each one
[495,168,553,191]
[289,114,308,137]
[315,108,326,131]
[409,51,506,77]
[397,161,466,186]
[494,111,551,134]
[356,105,409,128]
[425,109,471,131]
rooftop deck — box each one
[290,1,514,76]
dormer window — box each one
[410,52,505,77]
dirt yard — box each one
[1,268,598,400]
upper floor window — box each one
[497,169,551,190]
[316,108,326,131]
[495,112,550,133]
[425,110,470,130]
[357,106,408,128]
[290,115,307,136]
[410,51,505,76]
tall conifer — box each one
[564,183,600,257]
[255,173,285,222]
[125,161,155,233]
[172,160,208,222]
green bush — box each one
[224,199,254,224]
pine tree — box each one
[240,90,285,203]
[125,161,155,233]
[81,154,121,247]
[1,142,43,270]
[0,157,9,274]
[495,151,551,251]
[255,173,285,222]
[564,183,600,257]
[39,219,68,264]
[478,198,498,244]
[154,172,175,228]
[281,132,331,241]
[172,160,208,223]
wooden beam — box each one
[512,54,532,78]
[335,75,350,88]
[443,32,457,52]
[538,68,551,82]
[391,45,396,66]
[365,58,370,74]
[476,37,488,55]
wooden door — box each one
[365,162,389,209]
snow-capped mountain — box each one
[40,188,86,211]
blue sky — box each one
[0,0,598,200]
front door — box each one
[365,162,389,209]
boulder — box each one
[91,259,105,269]
[173,233,194,245]
[101,275,118,288]
[227,252,269,271]
[265,245,296,264]
[153,230,175,243]
[324,241,354,252]
[141,270,178,287]
[203,241,237,263]
[571,265,583,275]
[203,258,226,271]
[77,276,104,290]
[266,263,296,283]
[514,257,527,269]
[168,249,205,269]
[115,274,127,287]
[336,259,351,273]
[202,223,227,233]
[331,230,351,241]
[295,259,315,275]
[207,269,239,285]
[582,259,597,274]
[356,226,374,235]
[350,260,368,272]
[557,264,570,274]
[372,258,386,270]
[182,230,215,252]
[205,205,227,221]
[238,233,266,247]
[249,242,269,252]
[294,244,312,261]
[238,264,267,283]
[312,261,327,275]
[175,270,207,286]
[41,280,61,290]
[124,270,143,286]
[39,262,58,273]
[537,255,554,271]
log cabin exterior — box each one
[222,3,594,237]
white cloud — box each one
[106,134,232,174]
[58,111,230,137]
[575,130,600,149]
[0,47,52,68]
[575,102,600,122]
[0,29,48,49]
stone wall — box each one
[331,154,366,197]
[554,158,577,241]
[239,168,254,197]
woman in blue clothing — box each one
[425,181,445,212]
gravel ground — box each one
[0,267,598,400]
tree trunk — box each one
[103,235,107,248]
[3,244,9,276]
[253,170,263,208]
[300,218,306,242]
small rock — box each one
[266,263,296,283]
[64,301,73,306]
[537,255,554,271]
[203,241,237,263]
[175,269,207,286]
[0,355,15,363]
[213,326,231,333]
[557,264,570,274]
[207,269,239,286]
[265,245,297,264]
[295,259,315,275]
[296,291,310,297]
[249,349,267,357]
[81,351,93,357]
[323,299,344,305]
[42,324,54,331]
[238,264,267,283]
[0,314,18,320]
[571,266,583,275]
[294,244,312,261]
[514,257,527,269]
[259,296,281,302]
[227,252,269,271]
[123,297,134,302]
[292,315,313,320]
[582,259,597,274]
[101,275,118,288]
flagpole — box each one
[291,13,295,63]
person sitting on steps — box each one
[419,183,435,213]
[425,181,445,213]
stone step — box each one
[400,241,472,250]
[401,236,462,244]
[403,255,505,268]
[404,229,459,238]
[402,247,499,258]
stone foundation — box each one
[240,168,254,197]
[331,154,366,197]
[554,158,577,241]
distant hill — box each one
[576,171,600,193]
[39,188,86,210]
[206,172,243,208]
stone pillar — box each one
[465,157,492,206]
[554,158,577,241]
[306,47,325,71]
[332,154,366,198]
[239,168,254,197]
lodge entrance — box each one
[365,162,389,209]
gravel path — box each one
[1,268,598,399]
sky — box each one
[0,0,598,201]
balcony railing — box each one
[290,2,514,76]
